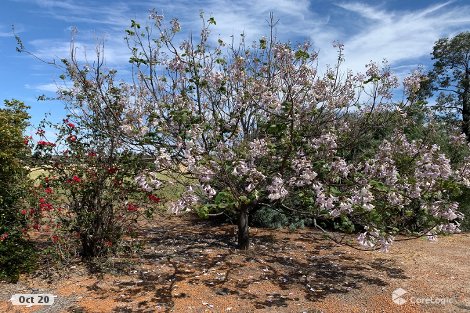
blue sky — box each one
[1,0,470,131]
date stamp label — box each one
[10,294,57,307]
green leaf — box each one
[329,186,342,196]
[294,50,309,60]
[131,20,140,29]
[369,180,389,192]
[208,17,216,25]
[259,38,267,49]
[239,195,249,204]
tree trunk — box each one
[463,104,470,141]
[237,206,250,250]
[463,71,470,141]
[81,234,97,259]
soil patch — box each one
[1,216,469,312]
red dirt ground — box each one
[1,215,469,313]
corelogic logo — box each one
[392,288,455,306]
[392,288,408,305]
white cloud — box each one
[25,81,71,93]
[335,2,391,22]
[20,0,470,80]
[22,0,322,69]
[328,1,470,73]
[25,83,57,93]
[204,0,321,40]
[28,34,132,67]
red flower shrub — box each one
[39,202,53,211]
[23,136,32,145]
[37,140,56,147]
[148,194,161,203]
[127,203,138,212]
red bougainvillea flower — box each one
[127,203,138,212]
[0,233,8,241]
[39,197,46,204]
[107,166,118,174]
[66,122,76,129]
[23,136,32,145]
[45,187,53,194]
[37,140,56,147]
[148,194,161,203]
[72,175,81,183]
[40,202,54,211]
[20,209,27,215]
[87,151,97,157]
[33,224,40,231]
[103,240,113,247]
[67,135,77,142]
[51,235,59,243]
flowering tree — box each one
[17,12,468,253]
[119,12,469,251]
[25,46,163,259]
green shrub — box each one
[455,187,470,231]
[251,207,289,229]
[0,235,37,283]
[0,99,36,282]
[251,206,313,230]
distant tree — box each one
[428,32,470,139]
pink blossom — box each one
[0,233,8,241]
[267,176,288,201]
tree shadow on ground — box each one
[99,217,410,313]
